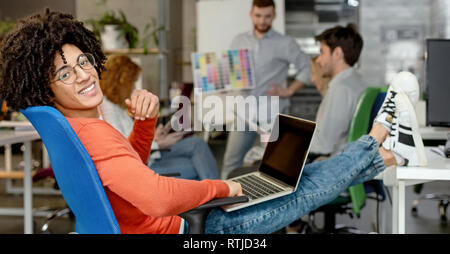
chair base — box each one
[286,201,367,234]
[287,218,366,234]
[40,207,74,234]
[411,195,449,225]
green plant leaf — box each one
[85,2,140,49]
[0,19,16,38]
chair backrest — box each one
[347,86,388,215]
[21,106,120,234]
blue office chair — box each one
[21,106,247,234]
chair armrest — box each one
[194,196,249,210]
[179,196,249,234]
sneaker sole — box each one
[398,93,427,166]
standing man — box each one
[309,24,366,159]
[221,0,311,179]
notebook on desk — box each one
[224,114,316,212]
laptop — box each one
[224,113,316,212]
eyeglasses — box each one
[53,53,96,85]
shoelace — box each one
[381,90,397,136]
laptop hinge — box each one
[258,172,293,190]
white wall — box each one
[430,0,450,38]
[359,0,432,93]
[196,0,285,52]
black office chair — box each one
[411,185,450,225]
[22,106,248,234]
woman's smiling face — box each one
[50,43,103,118]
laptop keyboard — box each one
[233,175,284,200]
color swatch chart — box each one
[191,49,255,92]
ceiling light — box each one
[347,0,359,7]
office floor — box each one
[0,136,449,234]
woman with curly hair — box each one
[0,9,401,234]
[99,54,220,180]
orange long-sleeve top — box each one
[66,116,229,234]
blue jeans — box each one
[204,135,385,233]
[149,136,220,180]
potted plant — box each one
[140,17,165,54]
[86,9,139,50]
[85,0,165,54]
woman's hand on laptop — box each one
[224,180,243,197]
[221,180,244,210]
[125,89,159,121]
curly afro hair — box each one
[0,8,107,111]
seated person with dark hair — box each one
[309,24,367,161]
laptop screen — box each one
[259,114,316,187]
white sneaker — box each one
[374,71,420,132]
[389,71,420,106]
[382,93,427,166]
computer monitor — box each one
[425,39,450,127]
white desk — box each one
[0,130,41,234]
[376,147,450,234]
[0,120,35,129]
[0,121,52,195]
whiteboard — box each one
[196,0,285,53]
